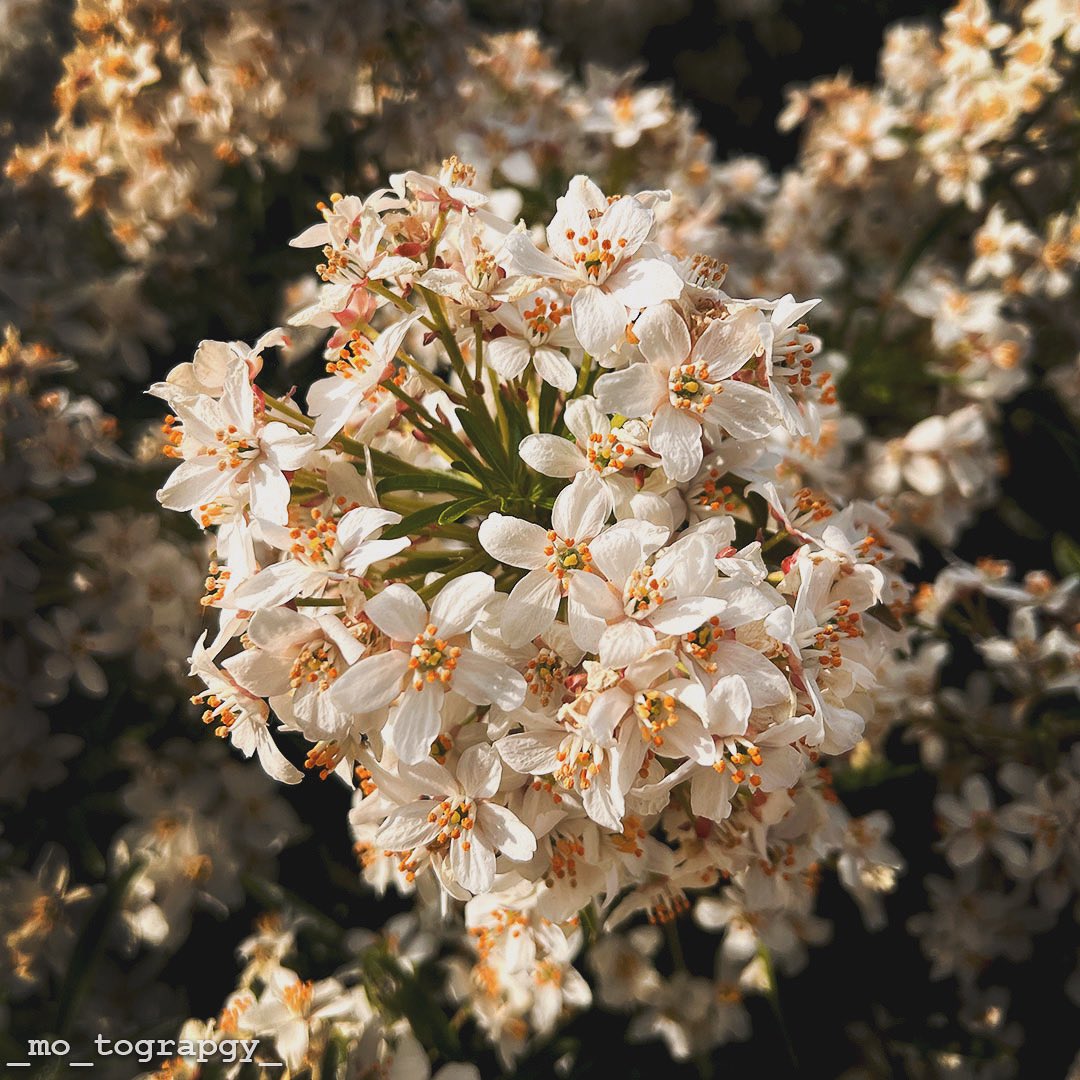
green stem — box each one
[573,351,593,399]
[758,942,798,1070]
[368,280,437,331]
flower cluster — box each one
[731,0,1080,542]
[153,165,913,1061]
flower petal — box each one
[478,514,550,569]
[571,285,627,357]
[519,433,586,478]
[501,569,561,647]
[650,404,703,483]
[453,650,526,710]
[364,583,428,641]
[633,303,690,368]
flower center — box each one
[564,225,627,284]
[623,564,668,619]
[468,243,500,293]
[544,531,592,582]
[408,624,461,690]
[425,797,475,847]
[553,729,602,790]
[289,642,339,693]
[288,511,339,566]
[634,689,678,745]
[586,431,628,474]
[525,647,568,707]
[684,616,723,669]
[283,979,314,1015]
[712,743,764,787]
[326,330,372,378]
[668,363,717,414]
[522,297,569,346]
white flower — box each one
[374,744,536,895]
[227,505,409,610]
[328,574,526,763]
[594,303,778,482]
[223,608,369,747]
[936,773,1029,875]
[190,633,302,784]
[502,176,682,357]
[156,362,317,526]
[479,470,655,650]
[487,288,580,391]
[305,312,422,446]
[518,395,653,482]
[574,530,727,669]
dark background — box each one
[11,1,1080,1076]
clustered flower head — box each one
[153,161,914,1062]
[743,0,1080,543]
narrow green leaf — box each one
[56,860,143,1034]
[1053,533,1080,578]
[376,471,481,497]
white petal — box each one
[378,803,441,850]
[328,650,409,712]
[486,337,533,380]
[453,650,526,710]
[566,577,608,654]
[457,743,502,799]
[531,346,578,392]
[582,686,632,745]
[478,514,549,569]
[582,772,624,832]
[451,833,495,894]
[308,379,364,448]
[705,675,752,735]
[248,461,291,526]
[598,619,656,669]
[649,596,726,635]
[605,258,684,309]
[254,726,303,784]
[386,686,444,764]
[707,383,780,439]
[336,505,401,548]
[229,561,316,610]
[552,469,612,541]
[694,308,763,379]
[596,195,653,257]
[634,303,690,368]
[497,732,562,775]
[567,569,623,620]
[260,421,318,470]
[501,570,561,647]
[594,363,666,419]
[478,803,537,861]
[364,584,427,641]
[430,572,494,638]
[650,404,703,483]
[571,285,627,357]
[519,434,586,478]
[157,455,235,512]
[503,229,576,281]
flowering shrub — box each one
[148,165,915,1065]
[2,0,1079,1076]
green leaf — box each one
[439,495,486,524]
[1053,533,1080,578]
[380,501,454,539]
[376,471,481,497]
[456,406,512,480]
[380,495,486,538]
[56,860,143,1035]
